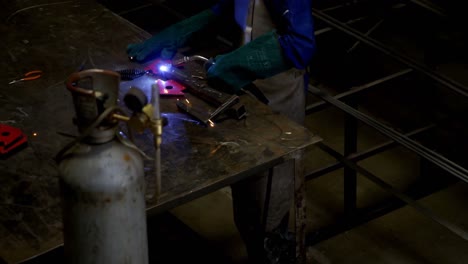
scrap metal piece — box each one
[0,124,28,157]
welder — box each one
[127,0,316,262]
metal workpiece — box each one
[167,66,234,105]
[157,62,246,123]
[132,93,321,214]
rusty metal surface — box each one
[0,1,321,263]
[290,149,307,264]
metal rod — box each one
[308,85,468,183]
[409,0,447,17]
[344,99,358,217]
[347,19,384,53]
[352,68,413,90]
[306,124,434,181]
[150,84,162,203]
[262,168,274,231]
[172,55,209,67]
[314,16,367,36]
[312,9,468,97]
[318,0,407,13]
[319,2,350,12]
[306,68,413,114]
[307,173,456,245]
[154,2,186,20]
[117,3,153,16]
[316,141,468,241]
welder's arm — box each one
[205,30,292,93]
[206,0,317,93]
[126,9,219,62]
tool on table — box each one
[175,94,240,127]
[0,124,27,158]
[116,68,150,81]
[8,70,42,84]
[172,55,215,71]
[145,58,246,125]
[115,66,186,96]
[119,56,246,125]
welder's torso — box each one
[243,0,306,125]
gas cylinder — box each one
[57,69,149,264]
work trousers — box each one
[230,1,306,261]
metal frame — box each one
[311,8,468,97]
[305,2,468,246]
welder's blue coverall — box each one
[216,2,315,262]
[127,1,315,262]
[212,0,315,70]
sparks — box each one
[208,120,215,127]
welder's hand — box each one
[127,9,217,62]
[206,31,291,93]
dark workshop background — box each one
[5,0,468,263]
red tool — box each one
[9,70,43,84]
[0,124,28,157]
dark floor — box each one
[21,212,233,264]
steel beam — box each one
[409,0,447,17]
[306,124,434,181]
[306,68,413,114]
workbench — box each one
[0,1,321,263]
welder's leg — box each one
[232,163,294,263]
[231,175,268,264]
[231,68,306,262]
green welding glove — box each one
[206,30,291,93]
[126,9,218,61]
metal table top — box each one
[0,1,321,263]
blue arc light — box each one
[158,64,170,72]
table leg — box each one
[292,148,307,264]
